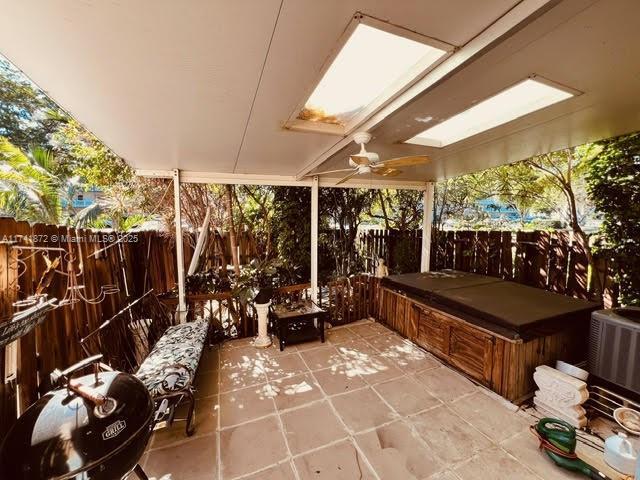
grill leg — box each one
[185,389,196,436]
[133,464,149,480]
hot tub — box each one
[377,270,600,403]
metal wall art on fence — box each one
[11,244,119,309]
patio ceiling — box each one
[0,0,638,185]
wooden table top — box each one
[271,300,325,319]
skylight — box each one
[405,78,575,147]
[297,23,447,126]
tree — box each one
[0,58,57,150]
[369,189,423,231]
[319,188,373,279]
[585,133,640,306]
[272,186,311,282]
[433,176,483,232]
[47,111,133,188]
[523,147,602,294]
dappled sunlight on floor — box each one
[141,319,563,480]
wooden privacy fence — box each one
[0,218,147,439]
[430,229,616,305]
[357,229,422,274]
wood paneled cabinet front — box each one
[414,304,494,386]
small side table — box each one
[270,300,327,351]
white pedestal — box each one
[254,301,272,348]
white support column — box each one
[421,182,435,272]
[311,176,319,303]
[173,168,187,313]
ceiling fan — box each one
[311,132,431,185]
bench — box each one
[80,290,210,436]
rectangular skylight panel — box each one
[298,23,447,125]
[405,78,574,147]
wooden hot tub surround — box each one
[376,272,598,404]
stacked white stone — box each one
[533,364,589,428]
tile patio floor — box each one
[139,319,614,480]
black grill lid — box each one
[0,359,154,480]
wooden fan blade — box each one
[350,155,370,165]
[312,168,355,176]
[335,170,360,185]
[372,167,402,177]
[376,155,430,168]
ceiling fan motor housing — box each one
[352,131,372,145]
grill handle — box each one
[51,354,108,407]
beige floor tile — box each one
[294,440,376,480]
[412,367,476,403]
[429,470,462,480]
[220,416,288,479]
[151,395,219,449]
[295,339,327,352]
[264,352,309,380]
[374,376,441,416]
[220,383,276,428]
[379,345,440,373]
[194,368,220,398]
[280,401,348,455]
[351,355,405,385]
[501,430,585,479]
[222,337,256,350]
[300,345,345,370]
[411,405,493,465]
[219,363,267,393]
[312,364,368,396]
[326,327,358,344]
[330,387,395,433]
[144,434,217,480]
[355,420,443,480]
[259,342,298,357]
[367,321,395,334]
[366,332,410,353]
[240,461,297,480]
[450,392,528,443]
[270,373,324,411]
[336,338,382,360]
[220,345,267,370]
[348,323,381,338]
[453,446,539,480]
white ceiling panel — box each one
[1,0,637,184]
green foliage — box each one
[585,133,640,306]
[1,55,136,227]
[272,186,311,282]
[368,189,423,230]
[319,188,373,280]
[0,136,61,223]
[0,59,57,150]
[48,114,133,188]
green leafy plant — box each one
[585,133,640,306]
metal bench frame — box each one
[80,290,209,436]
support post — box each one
[173,169,187,313]
[311,176,319,303]
[421,182,435,272]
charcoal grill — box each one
[0,355,154,480]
